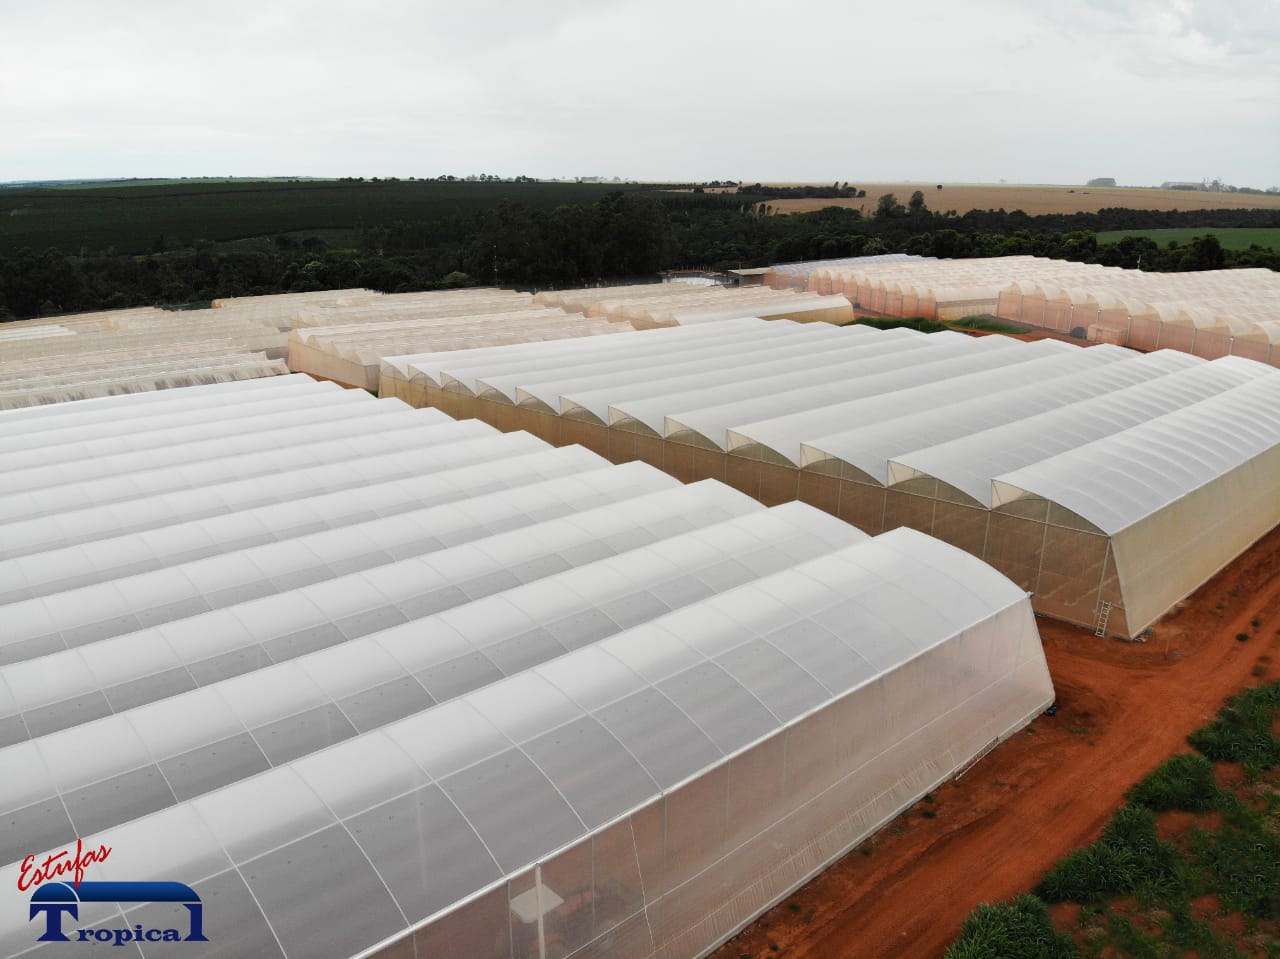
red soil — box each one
[713,524,1280,959]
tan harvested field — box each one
[713,523,1280,959]
[765,183,1280,216]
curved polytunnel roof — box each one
[389,317,765,393]
[725,340,1088,465]
[471,320,802,405]
[992,367,1280,533]
[0,299,304,411]
[768,253,931,281]
[0,429,550,566]
[649,295,853,327]
[0,501,866,832]
[0,373,316,436]
[494,322,815,410]
[559,325,874,426]
[906,258,1280,348]
[0,511,1039,959]
[287,307,626,384]
[1246,320,1280,345]
[0,358,291,411]
[0,395,434,507]
[889,354,1273,505]
[454,319,792,399]
[798,348,1194,482]
[605,328,925,435]
[0,444,613,606]
[0,385,377,477]
[665,334,1029,450]
[0,404,498,531]
[0,373,1051,959]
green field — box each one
[0,179,647,255]
[1096,227,1280,251]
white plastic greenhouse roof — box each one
[890,355,1274,506]
[664,334,1034,450]
[604,328,923,435]
[386,317,762,393]
[0,374,1045,959]
[992,370,1280,533]
[392,320,1280,548]
[798,348,1198,483]
[726,340,1102,464]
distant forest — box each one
[0,180,1277,320]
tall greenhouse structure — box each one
[382,318,1280,639]
[0,376,1053,959]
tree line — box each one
[1,190,1277,320]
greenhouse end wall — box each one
[1111,441,1280,634]
[375,598,1051,959]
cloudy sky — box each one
[2,0,1277,187]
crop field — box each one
[766,183,1280,217]
[0,178,645,255]
[1095,226,1280,250]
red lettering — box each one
[15,839,111,890]
[17,855,36,892]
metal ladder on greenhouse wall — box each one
[1094,601,1113,637]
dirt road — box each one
[714,525,1280,959]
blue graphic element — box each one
[29,881,208,943]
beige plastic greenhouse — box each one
[793,256,1279,366]
[0,375,1052,959]
[763,255,930,290]
[287,310,626,391]
[530,284,855,328]
[387,319,1280,638]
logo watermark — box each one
[17,839,210,947]
[30,881,208,945]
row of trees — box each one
[1,192,1276,320]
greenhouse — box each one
[288,308,627,391]
[385,320,1280,637]
[0,299,309,410]
[0,375,1052,959]
[778,255,1280,366]
[532,284,854,327]
[763,253,931,290]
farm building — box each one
[785,256,1280,366]
[0,375,1052,959]
[384,318,1280,638]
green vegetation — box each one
[1187,683,1280,777]
[844,316,949,333]
[944,896,1078,959]
[946,681,1280,958]
[950,316,1030,334]
[1126,754,1219,812]
[1095,228,1280,252]
[2,178,1279,320]
[845,315,1027,335]
[1034,805,1182,904]
[0,178,644,255]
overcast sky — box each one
[2,0,1277,187]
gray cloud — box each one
[0,0,1276,187]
